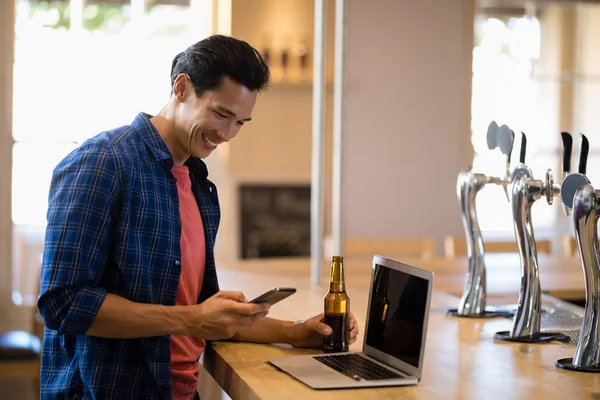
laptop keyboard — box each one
[313,353,404,381]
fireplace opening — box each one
[239,184,311,259]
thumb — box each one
[309,319,333,336]
[216,291,247,303]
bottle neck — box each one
[329,258,346,293]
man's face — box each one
[175,75,257,159]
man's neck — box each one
[151,107,189,166]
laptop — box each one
[267,255,434,389]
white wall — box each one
[210,0,336,264]
[341,0,475,248]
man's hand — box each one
[288,312,359,348]
[183,291,270,340]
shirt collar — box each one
[133,112,209,181]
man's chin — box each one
[192,149,214,159]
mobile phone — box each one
[249,287,296,306]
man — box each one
[37,35,359,400]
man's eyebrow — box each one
[216,105,252,122]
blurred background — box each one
[1,0,600,398]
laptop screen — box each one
[365,263,429,368]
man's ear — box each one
[173,73,189,102]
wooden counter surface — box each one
[217,254,586,300]
[201,256,596,399]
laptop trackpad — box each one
[270,356,349,379]
[292,364,341,378]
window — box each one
[471,13,558,238]
[574,5,600,185]
[11,0,213,305]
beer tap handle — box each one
[561,132,572,179]
[497,125,513,155]
[508,133,514,165]
[498,125,515,165]
[497,125,515,201]
[486,121,499,150]
[519,132,527,164]
[579,134,589,175]
[559,132,573,214]
[561,134,591,213]
[510,131,533,182]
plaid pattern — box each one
[38,112,221,400]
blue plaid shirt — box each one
[38,112,221,400]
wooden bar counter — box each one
[201,256,595,399]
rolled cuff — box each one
[41,286,108,336]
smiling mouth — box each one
[202,132,218,148]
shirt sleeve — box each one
[37,144,121,335]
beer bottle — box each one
[323,256,350,353]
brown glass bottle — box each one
[323,256,350,353]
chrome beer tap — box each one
[449,122,515,318]
[495,132,577,343]
[556,136,600,372]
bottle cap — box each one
[332,255,344,262]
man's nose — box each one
[217,123,237,142]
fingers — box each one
[216,291,247,303]
[310,313,358,339]
[349,315,359,333]
[349,325,359,344]
[349,312,359,331]
[216,292,270,316]
[349,312,359,344]
[311,321,332,336]
[231,301,270,316]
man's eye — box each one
[214,111,227,119]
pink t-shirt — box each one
[170,164,206,400]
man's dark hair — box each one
[170,34,270,96]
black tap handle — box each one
[561,132,572,174]
[519,132,527,164]
[507,129,515,164]
[579,134,589,175]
